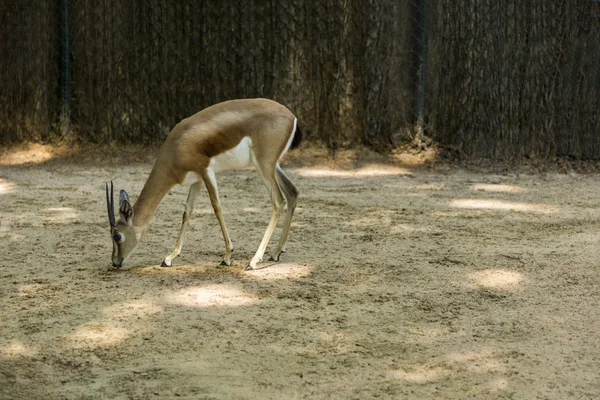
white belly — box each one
[211,136,253,173]
[180,137,253,187]
[180,171,202,187]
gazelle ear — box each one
[119,191,134,223]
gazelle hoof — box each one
[160,261,171,267]
[268,251,285,262]
[245,264,254,271]
[220,260,230,266]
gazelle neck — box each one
[132,167,176,235]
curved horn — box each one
[106,181,116,227]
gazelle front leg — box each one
[202,168,234,266]
[161,182,201,267]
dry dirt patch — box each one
[1,148,600,399]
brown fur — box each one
[132,99,296,229]
[109,99,301,269]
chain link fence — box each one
[2,1,600,160]
[67,0,418,149]
[428,0,600,159]
[0,0,419,150]
[1,1,60,143]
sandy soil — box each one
[1,144,599,399]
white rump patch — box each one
[281,118,297,158]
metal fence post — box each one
[58,0,71,138]
[414,0,427,149]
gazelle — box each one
[105,98,301,271]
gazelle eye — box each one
[113,233,124,243]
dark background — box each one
[2,1,599,160]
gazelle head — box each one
[106,182,139,268]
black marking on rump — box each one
[290,122,303,150]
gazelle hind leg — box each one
[246,151,284,270]
[202,168,234,266]
[162,182,201,267]
[269,164,299,262]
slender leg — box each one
[202,168,234,266]
[246,151,284,270]
[269,164,299,262]
[161,182,201,267]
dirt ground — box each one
[1,144,599,399]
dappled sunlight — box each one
[449,198,558,214]
[489,377,509,391]
[388,348,506,383]
[391,146,439,166]
[448,350,505,373]
[470,183,525,194]
[103,299,163,321]
[247,262,313,280]
[68,322,133,349]
[467,269,525,291]
[0,143,61,166]
[66,299,160,350]
[388,365,448,383]
[0,178,15,195]
[390,223,438,235]
[18,283,46,298]
[390,223,417,234]
[4,150,597,399]
[428,210,460,217]
[294,164,411,178]
[0,341,38,358]
[165,284,259,307]
[288,221,308,229]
